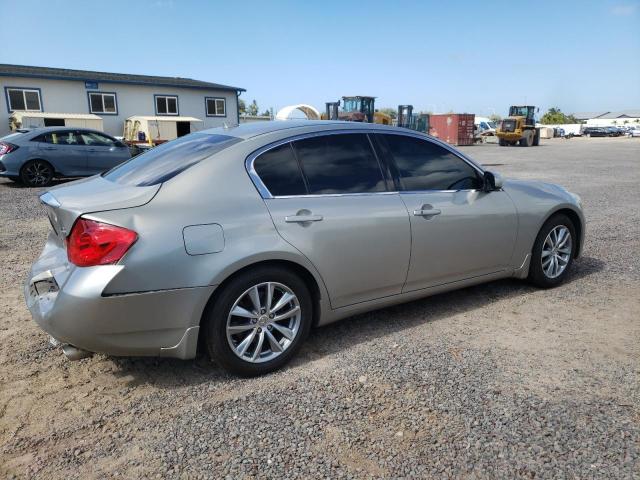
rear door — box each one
[253,133,411,308]
[37,130,87,176]
[78,131,130,174]
[375,133,518,291]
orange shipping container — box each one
[428,114,475,146]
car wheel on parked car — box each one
[528,214,576,288]
[20,159,54,187]
[204,266,313,376]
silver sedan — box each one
[25,121,585,376]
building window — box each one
[155,95,178,115]
[88,92,117,114]
[205,97,226,117]
[5,87,42,112]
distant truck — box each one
[496,106,541,147]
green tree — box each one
[260,109,271,117]
[489,113,502,123]
[248,99,259,116]
[238,99,246,115]
[540,107,579,124]
[378,107,397,119]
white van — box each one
[475,116,497,135]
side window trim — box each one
[246,130,395,199]
[379,133,484,193]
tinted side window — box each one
[381,135,482,191]
[292,134,385,195]
[254,144,306,196]
[80,132,116,147]
[41,131,80,145]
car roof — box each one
[18,127,113,138]
[200,120,408,140]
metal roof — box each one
[0,64,245,92]
[10,111,102,120]
[572,111,609,120]
[597,110,640,119]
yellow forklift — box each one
[496,105,541,147]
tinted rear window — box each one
[1,132,25,142]
[104,133,241,186]
[254,143,306,196]
[292,134,385,195]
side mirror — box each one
[483,171,503,192]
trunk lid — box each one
[41,175,159,238]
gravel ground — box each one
[1,137,639,479]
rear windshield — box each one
[1,132,25,142]
[103,133,241,186]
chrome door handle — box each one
[285,214,323,223]
[413,208,441,217]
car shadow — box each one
[108,255,605,387]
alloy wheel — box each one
[24,161,53,186]
[541,225,572,279]
[226,282,301,363]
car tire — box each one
[203,266,313,376]
[528,213,576,289]
[20,160,54,187]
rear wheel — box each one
[499,138,507,146]
[204,266,312,376]
[528,214,576,288]
[20,160,54,187]
[533,129,540,146]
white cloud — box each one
[611,4,637,15]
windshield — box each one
[103,133,241,186]
[342,98,360,112]
[509,106,533,117]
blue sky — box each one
[1,0,638,116]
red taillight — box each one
[0,142,18,155]
[67,218,137,267]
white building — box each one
[574,110,640,127]
[0,64,245,137]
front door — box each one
[375,133,518,291]
[37,130,87,176]
[253,134,411,308]
[78,131,129,174]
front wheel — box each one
[528,214,576,288]
[20,160,54,187]
[204,266,312,376]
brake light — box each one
[67,218,137,267]
[0,142,18,155]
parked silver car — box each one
[25,121,585,375]
[0,127,131,186]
